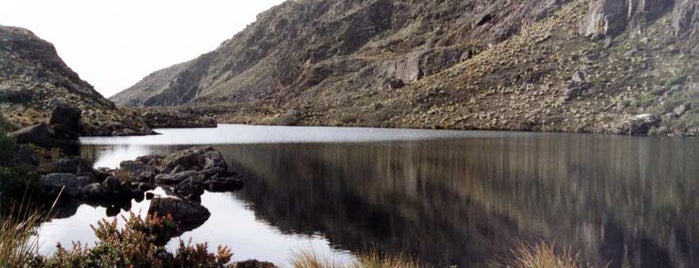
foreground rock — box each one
[40,173,93,197]
[148,197,210,232]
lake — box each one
[38,124,698,267]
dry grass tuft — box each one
[0,207,42,267]
[496,241,580,268]
[290,248,419,268]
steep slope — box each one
[0,25,152,136]
[114,0,699,136]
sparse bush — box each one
[39,212,233,267]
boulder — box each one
[161,147,228,173]
[204,176,244,192]
[82,183,105,201]
[618,113,660,136]
[235,260,277,268]
[119,160,159,182]
[9,123,55,147]
[155,170,201,185]
[41,173,93,197]
[52,156,93,175]
[148,197,210,230]
[102,176,121,193]
[135,154,165,167]
[49,102,82,138]
[173,177,205,200]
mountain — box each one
[0,25,151,136]
[112,0,699,136]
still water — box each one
[38,124,698,267]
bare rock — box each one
[148,197,210,231]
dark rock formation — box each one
[235,260,277,268]
[617,113,660,136]
[40,173,94,197]
[119,160,159,182]
[148,197,211,231]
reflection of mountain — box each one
[214,135,699,267]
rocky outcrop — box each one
[579,0,674,38]
[617,113,660,136]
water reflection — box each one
[216,136,698,267]
[72,126,698,267]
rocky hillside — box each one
[114,0,699,136]
[0,25,152,136]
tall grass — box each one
[290,248,419,268]
[0,206,42,267]
[495,241,580,268]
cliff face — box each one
[0,25,151,136]
[114,0,699,136]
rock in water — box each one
[161,146,227,173]
[41,173,93,197]
[148,197,211,231]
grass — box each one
[0,205,43,267]
[290,248,420,268]
[494,241,581,268]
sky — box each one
[0,0,286,98]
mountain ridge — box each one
[113,0,699,136]
[0,25,152,136]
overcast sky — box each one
[0,0,286,98]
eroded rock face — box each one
[579,0,674,38]
[674,0,699,38]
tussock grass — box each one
[0,206,42,267]
[495,241,580,268]
[290,248,419,268]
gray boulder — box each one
[204,176,244,192]
[161,147,227,173]
[148,197,210,230]
[174,177,205,200]
[52,156,93,175]
[41,173,93,197]
[82,183,105,201]
[119,160,159,182]
[155,170,201,185]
